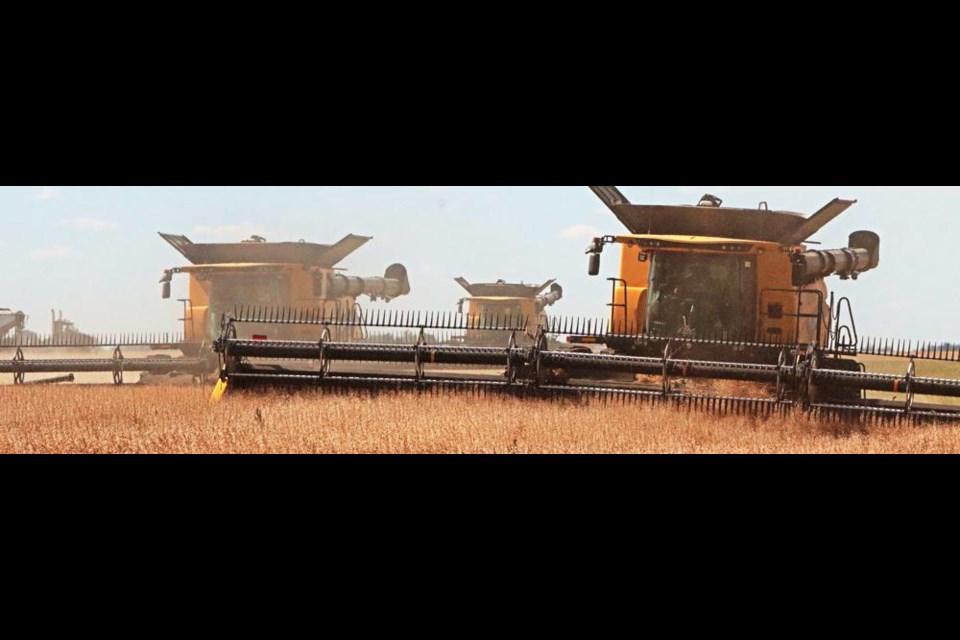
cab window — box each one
[646,252,755,340]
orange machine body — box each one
[161,233,410,347]
[607,234,830,346]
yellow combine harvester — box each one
[573,188,877,358]
[455,277,563,342]
[2,233,411,386]
[159,232,410,349]
[0,309,25,341]
[210,187,960,424]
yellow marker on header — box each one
[210,378,228,403]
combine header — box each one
[1,310,201,385]
[209,187,960,425]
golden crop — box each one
[4,385,960,454]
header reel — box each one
[1,331,213,386]
[208,306,960,424]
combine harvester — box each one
[211,187,960,424]
[158,232,410,345]
[0,309,25,341]
[454,277,563,344]
[1,233,412,386]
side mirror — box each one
[588,253,601,276]
[160,270,173,299]
[586,238,606,277]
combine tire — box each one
[815,358,864,404]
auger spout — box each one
[325,264,411,301]
[791,231,880,287]
[534,284,564,313]
[0,310,25,340]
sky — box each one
[0,185,955,342]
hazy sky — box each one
[1,186,955,342]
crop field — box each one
[6,185,959,454]
[5,384,960,454]
[859,355,960,406]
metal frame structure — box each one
[207,309,960,424]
